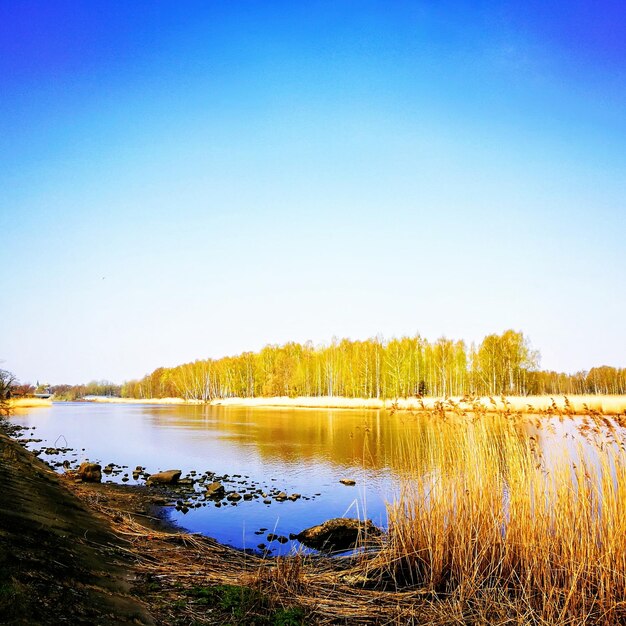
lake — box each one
[9,401,616,555]
[10,402,412,554]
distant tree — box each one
[0,369,16,415]
[10,383,35,397]
[49,381,121,400]
[473,330,538,395]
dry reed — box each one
[369,408,626,625]
[8,397,52,409]
[211,394,626,415]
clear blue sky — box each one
[1,1,625,384]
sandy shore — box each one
[210,394,626,413]
[89,394,626,414]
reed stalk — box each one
[371,409,626,624]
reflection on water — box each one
[10,402,622,553]
[11,403,411,552]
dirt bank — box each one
[0,425,157,625]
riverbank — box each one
[0,417,437,624]
[0,419,312,624]
[210,394,626,413]
[90,394,626,414]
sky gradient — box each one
[1,1,625,384]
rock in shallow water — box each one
[296,518,381,552]
[146,469,182,485]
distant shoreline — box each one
[8,397,53,409]
[85,394,626,414]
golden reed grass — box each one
[363,408,626,624]
[8,397,52,409]
[209,394,626,415]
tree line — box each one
[9,380,121,401]
[119,330,626,401]
[5,331,625,402]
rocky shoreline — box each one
[0,418,391,625]
[15,422,371,557]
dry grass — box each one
[211,395,387,409]
[365,407,626,625]
[8,397,52,409]
[470,394,626,415]
[92,394,626,414]
[210,394,626,414]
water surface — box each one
[11,402,614,554]
[12,402,408,553]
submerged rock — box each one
[77,462,102,483]
[146,469,182,485]
[296,518,381,552]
